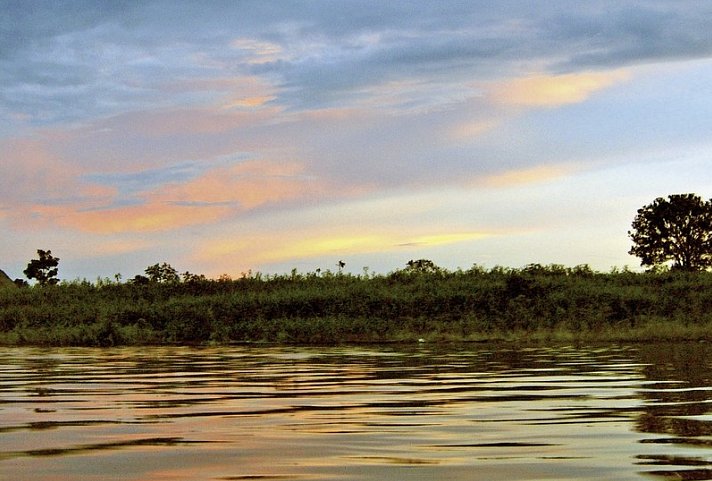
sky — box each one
[2,1,712,281]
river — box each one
[1,343,711,480]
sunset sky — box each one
[3,1,712,281]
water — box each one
[1,343,712,481]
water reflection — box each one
[0,343,711,480]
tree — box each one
[144,262,180,283]
[404,259,442,275]
[24,249,60,285]
[129,274,150,285]
[628,193,712,271]
[182,271,206,284]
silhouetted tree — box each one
[145,263,180,283]
[629,193,712,271]
[23,249,60,286]
[182,271,206,284]
[404,259,442,274]
[129,274,150,285]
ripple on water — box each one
[1,343,712,481]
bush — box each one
[1,264,712,345]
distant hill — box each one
[0,269,16,288]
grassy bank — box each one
[1,264,712,346]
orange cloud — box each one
[489,70,630,107]
[30,201,232,234]
[449,120,498,141]
[476,164,575,188]
[155,159,323,210]
[28,159,332,234]
[0,136,122,232]
[220,95,276,110]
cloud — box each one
[154,159,326,211]
[92,239,151,257]
[84,161,214,198]
[220,96,276,110]
[488,71,631,107]
[37,201,232,234]
[5,1,712,128]
[229,38,284,65]
[550,3,712,71]
[396,233,490,248]
[195,228,491,274]
[0,136,105,218]
[28,159,340,234]
[4,1,712,280]
[475,164,576,188]
[51,104,280,173]
[448,120,499,142]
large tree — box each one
[23,249,60,285]
[628,194,712,271]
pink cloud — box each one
[50,106,283,173]
[21,159,341,234]
[154,159,323,210]
[32,201,232,234]
[0,137,79,202]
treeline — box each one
[1,262,712,346]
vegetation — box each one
[629,193,712,271]
[2,261,712,346]
[3,193,711,346]
[0,269,14,289]
[23,249,60,286]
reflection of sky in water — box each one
[1,344,711,481]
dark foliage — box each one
[2,262,712,346]
[629,194,712,271]
[23,249,60,286]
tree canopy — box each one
[403,259,442,275]
[144,262,180,283]
[628,193,712,271]
[23,249,60,285]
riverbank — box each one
[1,264,712,346]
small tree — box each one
[24,249,60,286]
[628,193,712,271]
[145,262,180,283]
[404,259,442,275]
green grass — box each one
[1,264,712,346]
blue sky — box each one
[2,1,712,280]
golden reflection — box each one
[2,345,712,481]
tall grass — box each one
[1,264,712,346]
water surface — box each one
[1,343,712,480]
